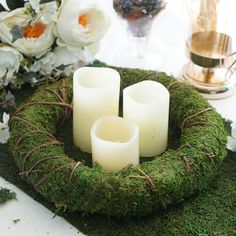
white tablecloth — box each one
[0,0,235,235]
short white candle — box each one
[123,80,170,157]
[73,67,120,153]
[91,116,139,172]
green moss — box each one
[0,142,235,235]
[0,188,16,204]
[8,67,228,217]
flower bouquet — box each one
[0,0,109,94]
[0,0,109,143]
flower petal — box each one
[3,112,10,125]
[0,113,10,144]
[0,127,10,144]
[0,44,23,88]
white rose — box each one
[0,44,23,88]
[0,3,57,57]
[227,122,236,152]
[56,0,110,48]
[0,112,10,144]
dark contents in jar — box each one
[113,0,166,21]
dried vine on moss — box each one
[9,67,228,217]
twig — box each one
[34,162,74,189]
[40,88,64,102]
[57,80,71,129]
[10,116,53,138]
[177,143,215,163]
[167,81,180,90]
[69,161,83,183]
[12,101,72,116]
[14,130,56,154]
[181,108,214,131]
[177,143,192,151]
[22,140,63,172]
[139,72,158,82]
[185,121,211,129]
[136,167,156,190]
[20,155,67,177]
[182,156,193,175]
[0,99,9,106]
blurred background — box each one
[97,0,236,77]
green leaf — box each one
[39,0,55,4]
[6,0,25,10]
[9,25,24,43]
[23,71,39,83]
[0,3,6,12]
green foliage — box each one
[6,0,24,10]
[0,3,6,12]
[0,188,16,204]
[0,143,235,235]
[39,0,55,4]
[8,68,228,217]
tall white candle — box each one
[73,67,120,153]
[91,116,139,172]
[123,80,170,157]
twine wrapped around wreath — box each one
[9,66,228,217]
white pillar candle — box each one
[73,67,120,153]
[91,116,139,172]
[123,80,170,157]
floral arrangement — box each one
[0,0,109,143]
[0,0,109,92]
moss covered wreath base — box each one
[9,65,228,217]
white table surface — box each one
[0,1,235,236]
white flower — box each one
[227,122,236,152]
[0,44,23,88]
[0,3,57,57]
[29,0,58,22]
[28,0,40,10]
[51,46,84,67]
[30,52,54,74]
[56,0,109,48]
[83,42,100,63]
[30,46,84,74]
[0,112,10,144]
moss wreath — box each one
[9,66,228,217]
